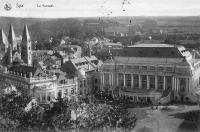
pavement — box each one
[129,105,200,132]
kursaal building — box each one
[100,44,200,104]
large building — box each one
[61,55,102,98]
[100,44,200,103]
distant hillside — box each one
[1,16,200,41]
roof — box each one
[9,65,37,75]
[61,55,100,76]
[22,25,31,42]
[0,29,9,47]
[7,24,16,45]
[120,44,184,58]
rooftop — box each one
[120,44,186,58]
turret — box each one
[21,25,32,66]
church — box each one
[0,25,78,104]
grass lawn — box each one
[129,105,200,132]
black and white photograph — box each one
[1,0,200,131]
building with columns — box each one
[100,44,200,103]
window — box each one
[42,94,46,102]
[157,76,164,90]
[125,74,131,87]
[71,88,74,94]
[158,66,164,71]
[80,81,82,88]
[166,67,173,72]
[116,65,123,69]
[141,75,147,89]
[47,93,51,101]
[133,66,139,70]
[126,65,132,69]
[84,80,86,87]
[149,76,155,89]
[150,66,156,71]
[118,73,124,87]
[104,73,110,86]
[133,74,139,88]
[65,89,68,96]
[180,78,186,92]
[95,79,98,83]
[58,90,62,98]
[141,66,147,70]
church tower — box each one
[21,25,32,66]
[8,44,13,65]
[0,29,9,53]
[8,24,17,50]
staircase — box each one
[188,88,200,102]
[158,89,171,104]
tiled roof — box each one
[61,55,100,76]
[120,44,184,58]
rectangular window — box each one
[104,73,110,86]
[47,93,51,101]
[42,94,46,102]
[141,66,147,70]
[150,66,156,71]
[157,76,164,90]
[166,67,173,72]
[149,76,155,89]
[80,81,82,88]
[118,73,124,87]
[58,90,62,98]
[116,65,123,69]
[158,66,164,71]
[65,89,68,96]
[71,88,74,94]
[141,75,147,89]
[133,74,139,88]
[126,65,132,69]
[133,66,139,70]
[84,80,86,87]
[125,74,131,87]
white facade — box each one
[100,44,200,103]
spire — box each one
[0,29,9,52]
[22,25,31,42]
[8,24,17,50]
[21,25,32,66]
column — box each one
[102,73,104,85]
[163,76,166,90]
[186,78,189,92]
[155,75,158,90]
[147,75,150,90]
[139,75,142,89]
[109,73,112,86]
[172,76,175,91]
[177,78,179,92]
[174,77,177,91]
[116,73,118,86]
[124,74,126,87]
[131,74,134,88]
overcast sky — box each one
[0,0,200,18]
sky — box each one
[0,0,200,18]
